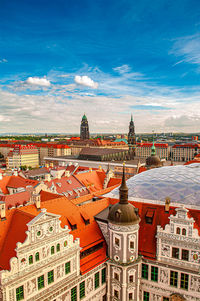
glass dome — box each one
[112,163,200,205]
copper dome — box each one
[108,163,140,225]
[146,155,162,167]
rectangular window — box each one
[115,237,120,246]
[130,241,134,249]
[142,264,148,279]
[151,266,158,282]
[80,281,85,299]
[129,275,134,282]
[129,292,133,300]
[16,286,24,301]
[48,270,54,284]
[143,291,149,301]
[114,272,119,281]
[38,275,44,290]
[170,271,178,287]
[172,247,179,259]
[65,261,71,274]
[182,249,189,261]
[95,272,100,289]
[71,286,77,301]
[114,290,119,298]
[180,273,189,290]
[102,268,106,284]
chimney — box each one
[165,197,170,213]
[0,201,6,220]
[65,170,70,177]
[34,194,41,211]
[0,173,3,180]
[45,174,51,182]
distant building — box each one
[80,114,90,140]
[136,142,169,160]
[78,147,129,161]
[6,145,39,169]
[128,114,136,158]
[171,143,200,162]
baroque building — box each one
[80,114,90,140]
[0,164,200,300]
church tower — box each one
[80,114,90,140]
[106,164,141,300]
[128,115,136,158]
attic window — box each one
[68,216,77,230]
[81,212,90,225]
[145,209,155,224]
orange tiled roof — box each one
[0,175,38,194]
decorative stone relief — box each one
[160,268,168,284]
[27,278,37,295]
[152,293,162,301]
[161,244,170,257]
[57,264,65,279]
[191,251,200,263]
[190,276,200,292]
[86,277,93,294]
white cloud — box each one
[113,64,131,74]
[74,75,98,89]
[25,76,51,87]
[0,58,7,63]
[171,34,200,66]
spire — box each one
[131,114,133,122]
[151,136,156,156]
[119,162,128,204]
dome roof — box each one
[112,163,200,205]
[108,164,140,225]
[146,155,162,167]
[108,202,139,225]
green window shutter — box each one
[170,271,178,287]
[29,255,33,264]
[38,275,44,290]
[48,270,54,284]
[151,266,158,282]
[71,286,77,301]
[180,273,189,290]
[35,252,39,262]
[80,281,85,299]
[143,291,149,301]
[65,261,71,274]
[95,272,100,289]
[102,268,106,284]
[16,286,24,301]
[142,264,148,279]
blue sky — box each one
[0,0,200,133]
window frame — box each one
[35,252,39,262]
[48,270,54,284]
[71,286,77,301]
[151,266,158,282]
[95,272,100,289]
[38,275,45,290]
[170,270,178,287]
[65,261,71,274]
[142,263,148,279]
[16,285,24,301]
[180,273,189,290]
[29,255,33,265]
[182,249,189,261]
[101,268,106,284]
[172,247,179,259]
[79,281,85,299]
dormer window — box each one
[115,209,121,221]
[145,209,155,224]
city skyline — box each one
[1,0,200,133]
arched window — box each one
[29,255,33,264]
[56,243,60,252]
[176,227,180,234]
[51,246,55,255]
[182,228,186,236]
[35,252,39,262]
